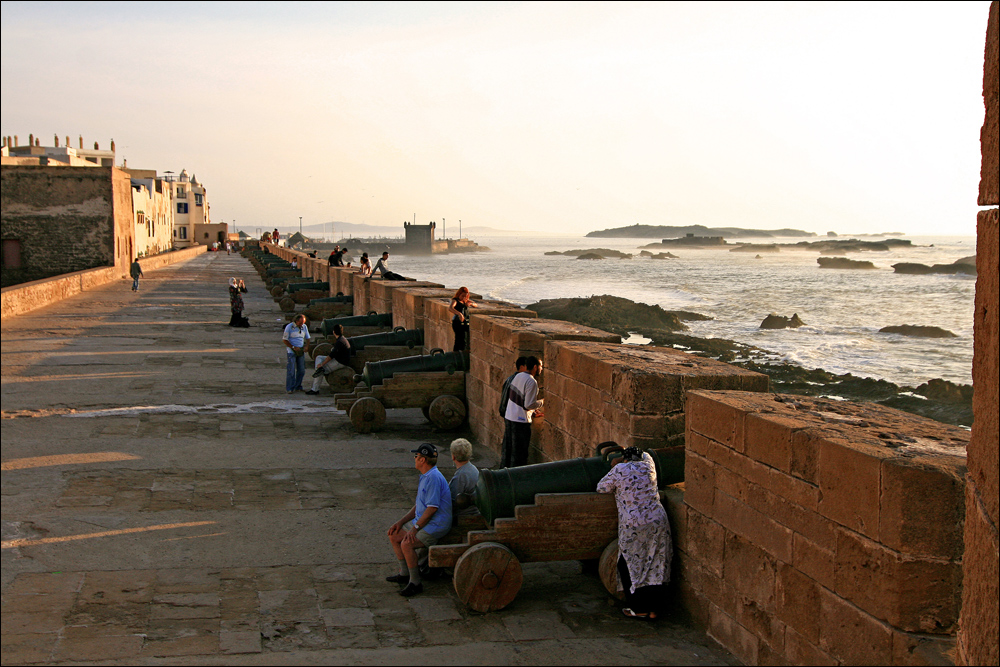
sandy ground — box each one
[1,251,734,665]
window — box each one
[179,227,188,240]
[2,239,22,268]
[177,186,187,198]
[177,203,188,214]
[195,193,203,206]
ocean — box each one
[384,234,976,389]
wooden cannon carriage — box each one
[427,447,684,612]
[428,492,626,612]
[333,349,469,432]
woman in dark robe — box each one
[229,277,249,327]
[448,286,477,351]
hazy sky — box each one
[1,1,991,236]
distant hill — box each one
[586,224,817,239]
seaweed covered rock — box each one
[576,253,604,260]
[879,325,958,338]
[760,313,806,329]
[818,256,876,269]
[526,295,688,336]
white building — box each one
[126,169,174,258]
[167,169,211,249]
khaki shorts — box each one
[413,526,442,549]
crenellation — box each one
[681,390,970,663]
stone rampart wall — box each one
[466,316,619,460]
[368,279,443,317]
[422,298,530,354]
[541,342,769,461]
[680,390,969,665]
[959,3,999,664]
[1,165,132,275]
[392,288,462,332]
[0,244,206,318]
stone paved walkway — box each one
[1,252,735,665]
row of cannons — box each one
[244,245,470,432]
[243,245,687,613]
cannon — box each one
[308,295,353,306]
[334,349,469,432]
[428,445,684,613]
[356,348,467,388]
[475,447,684,525]
[348,327,424,352]
[286,281,330,293]
[321,311,393,336]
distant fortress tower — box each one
[403,221,436,254]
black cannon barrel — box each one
[357,349,468,387]
[265,267,298,277]
[308,295,354,306]
[348,327,424,352]
[286,281,330,293]
[474,448,685,525]
[321,312,393,336]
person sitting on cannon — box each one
[385,443,452,597]
[448,438,480,518]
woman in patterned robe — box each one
[596,446,672,619]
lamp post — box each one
[299,216,302,237]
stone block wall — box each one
[423,298,534,354]
[541,342,769,461]
[680,390,969,665]
[1,165,134,278]
[368,279,443,317]
[959,4,999,664]
[351,273,372,315]
[466,316,619,458]
[392,288,461,332]
[330,267,355,296]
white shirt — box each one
[282,322,311,350]
[504,371,542,423]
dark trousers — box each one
[452,320,469,351]
[501,420,531,468]
[617,555,667,615]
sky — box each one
[1,1,992,237]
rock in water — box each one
[817,257,876,269]
[879,325,958,338]
[576,253,604,260]
[527,295,688,333]
[760,313,806,329]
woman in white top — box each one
[596,446,671,620]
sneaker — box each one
[399,582,423,597]
[305,390,319,395]
[385,573,409,585]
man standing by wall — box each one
[282,314,310,394]
[502,356,544,468]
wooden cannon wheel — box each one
[453,542,523,613]
[599,539,625,601]
[270,285,284,298]
[427,395,466,430]
[279,297,296,312]
[349,397,386,433]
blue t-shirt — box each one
[413,466,453,538]
[283,322,311,351]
